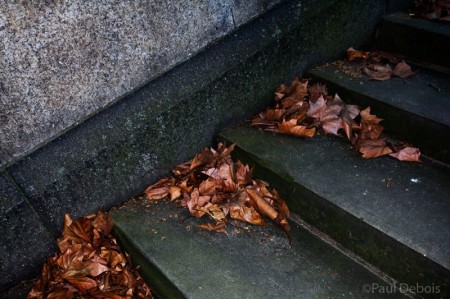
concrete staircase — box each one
[110,11,450,299]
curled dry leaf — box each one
[363,64,392,81]
[347,47,369,61]
[392,60,419,79]
[198,221,227,234]
[390,147,422,162]
[278,119,316,137]
[356,139,393,159]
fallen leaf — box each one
[359,107,384,140]
[356,139,393,158]
[308,82,328,102]
[390,147,422,162]
[392,60,419,78]
[278,119,316,137]
[198,221,227,234]
[169,186,182,200]
[307,95,343,135]
[363,64,392,80]
[347,47,369,61]
[229,204,265,225]
[145,178,173,200]
[246,188,290,231]
[190,148,215,170]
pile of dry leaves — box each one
[28,210,152,299]
[251,77,421,162]
[145,143,290,234]
[411,0,450,21]
[347,47,419,81]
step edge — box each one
[219,130,450,296]
[112,224,187,299]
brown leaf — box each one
[390,147,421,162]
[235,161,253,186]
[92,210,114,236]
[169,186,182,201]
[363,64,392,80]
[246,188,290,231]
[190,148,215,170]
[392,60,418,78]
[200,204,227,221]
[198,177,221,194]
[198,221,227,234]
[278,119,316,137]
[347,47,369,61]
[229,204,265,225]
[145,178,173,200]
[307,95,343,135]
[356,139,393,159]
[64,276,97,292]
[308,82,328,102]
[359,107,384,140]
[265,109,286,121]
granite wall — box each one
[0,0,281,169]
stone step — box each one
[111,198,406,299]
[308,60,450,163]
[376,13,450,70]
[219,126,450,298]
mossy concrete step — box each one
[219,126,450,298]
[308,60,450,163]
[376,13,450,69]
[111,199,406,299]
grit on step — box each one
[111,199,406,299]
[309,60,450,162]
[376,13,450,69]
[219,126,450,297]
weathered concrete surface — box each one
[0,172,55,292]
[0,0,283,168]
[111,199,406,299]
[220,126,450,297]
[7,0,386,237]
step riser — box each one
[307,78,450,163]
[227,144,450,297]
[376,17,450,69]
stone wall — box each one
[0,0,281,169]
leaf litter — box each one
[145,143,291,235]
[251,76,421,162]
[28,210,152,299]
[347,47,419,80]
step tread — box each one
[111,199,403,299]
[376,13,450,69]
[309,61,450,127]
[220,126,450,271]
[385,13,450,37]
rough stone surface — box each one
[8,0,386,237]
[220,126,450,296]
[111,199,405,299]
[0,0,283,168]
[0,172,55,292]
